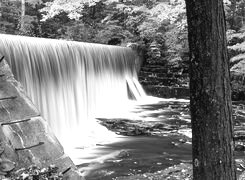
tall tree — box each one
[20,0,25,30]
[185,0,236,179]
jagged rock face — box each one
[0,59,84,179]
[0,146,15,177]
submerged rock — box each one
[114,163,193,180]
[235,144,245,152]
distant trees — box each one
[225,0,245,31]
[0,0,20,34]
[0,0,188,66]
[225,0,245,100]
[39,0,179,64]
[0,0,41,35]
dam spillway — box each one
[0,34,145,147]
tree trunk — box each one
[20,0,25,30]
[185,0,236,179]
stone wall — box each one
[139,63,189,99]
[0,58,84,179]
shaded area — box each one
[78,136,191,180]
[76,99,245,180]
[78,99,191,180]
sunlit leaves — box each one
[41,0,102,20]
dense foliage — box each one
[225,0,245,100]
[0,0,186,64]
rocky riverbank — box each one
[88,99,245,180]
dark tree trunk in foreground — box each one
[185,0,236,179]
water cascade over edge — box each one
[0,34,146,150]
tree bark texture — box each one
[185,0,236,179]
[20,0,25,30]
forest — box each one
[0,0,245,180]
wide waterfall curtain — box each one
[0,34,146,145]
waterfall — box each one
[0,34,145,147]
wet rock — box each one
[179,138,187,143]
[171,141,180,147]
[117,151,130,159]
[152,123,170,130]
[114,163,192,180]
[142,85,190,99]
[235,144,245,151]
[97,117,192,137]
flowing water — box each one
[1,34,245,179]
[0,34,191,179]
[76,98,192,179]
[0,34,145,149]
